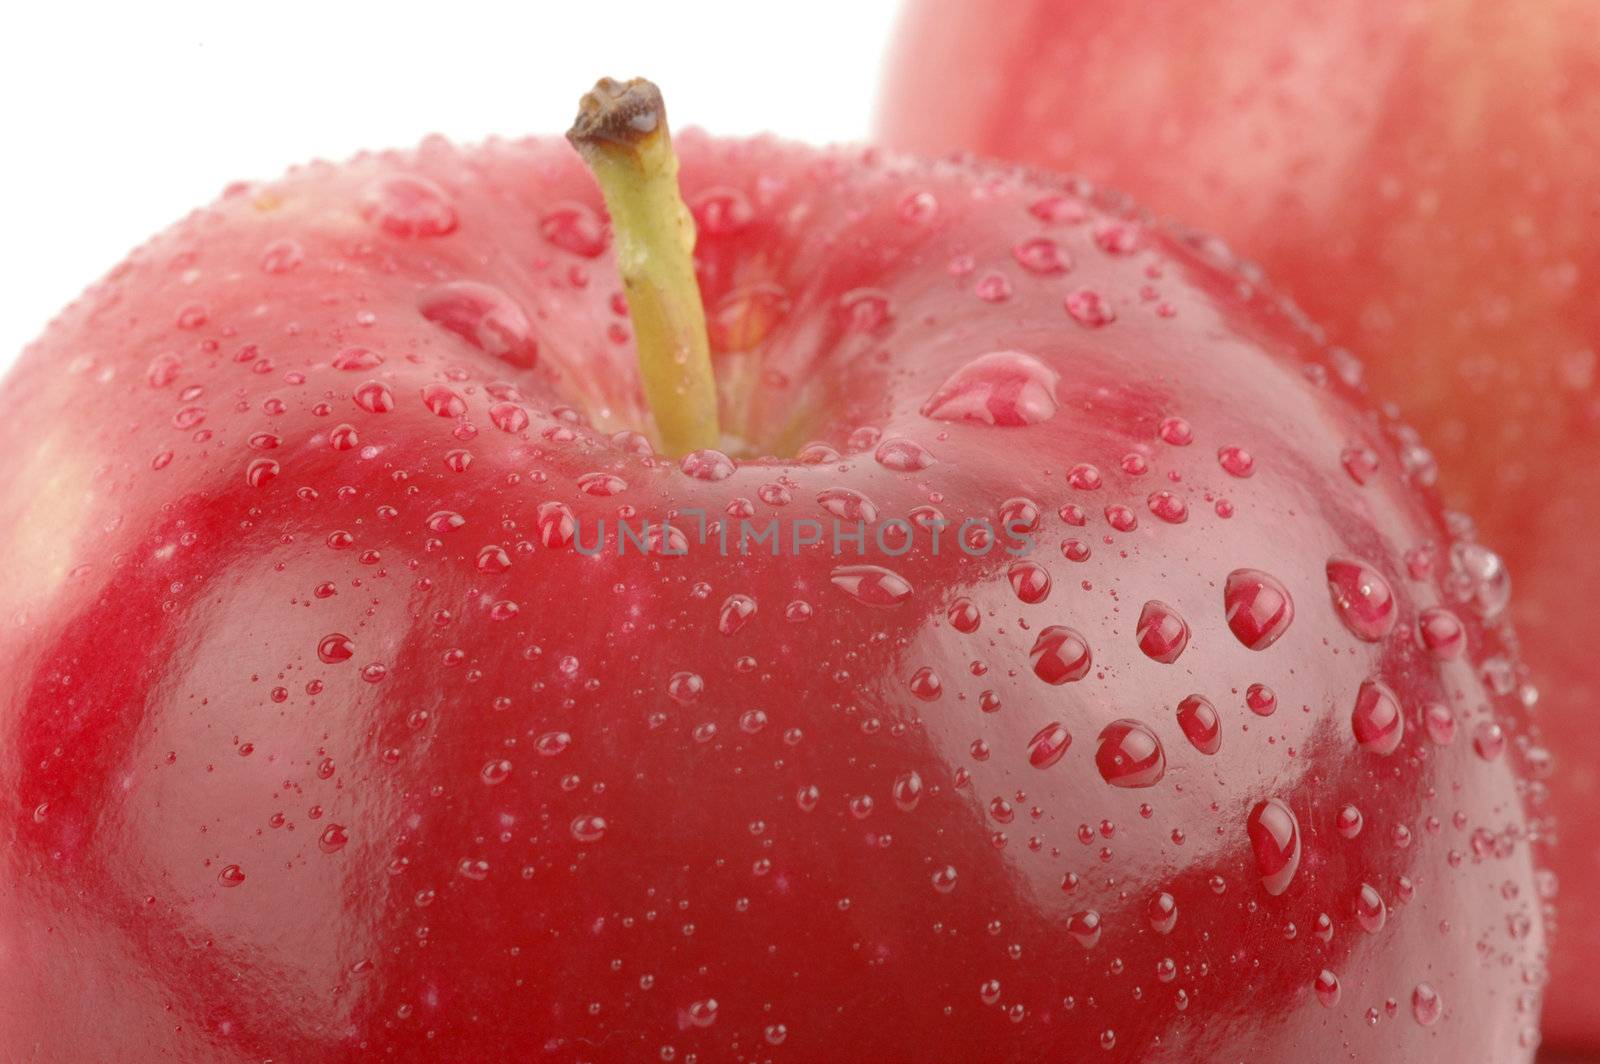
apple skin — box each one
[0,131,1549,1061]
[877,0,1598,1047]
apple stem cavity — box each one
[568,77,721,456]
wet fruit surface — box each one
[0,132,1548,1060]
[877,4,1595,1047]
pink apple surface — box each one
[0,124,1550,1060]
[877,0,1597,1048]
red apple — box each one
[0,80,1549,1060]
[878,1,1596,1048]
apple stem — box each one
[568,77,720,456]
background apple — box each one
[877,0,1597,1049]
[0,83,1550,1059]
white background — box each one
[0,0,902,374]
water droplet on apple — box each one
[1136,601,1189,663]
[1027,722,1072,769]
[1067,909,1102,947]
[353,380,394,413]
[260,238,305,274]
[360,174,458,237]
[1011,237,1072,274]
[1065,288,1115,327]
[317,633,354,663]
[1176,694,1221,754]
[1246,798,1301,896]
[1094,720,1165,788]
[1315,970,1341,1008]
[837,288,893,333]
[1416,607,1466,658]
[1354,883,1387,933]
[1007,561,1051,604]
[570,815,607,843]
[1217,445,1255,477]
[1030,626,1092,685]
[540,202,608,257]
[419,281,539,368]
[1447,542,1511,620]
[681,449,736,481]
[1224,569,1295,650]
[318,824,349,853]
[1147,892,1177,934]
[920,350,1060,426]
[830,565,913,608]
[420,383,466,418]
[1412,983,1442,1026]
[1351,679,1404,755]
[817,487,877,523]
[874,437,935,472]
[718,594,756,635]
[1325,556,1397,641]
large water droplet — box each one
[874,437,936,472]
[1030,626,1092,685]
[681,449,737,481]
[419,281,538,368]
[1007,561,1052,604]
[1354,883,1387,933]
[1067,909,1102,947]
[540,203,608,257]
[1351,679,1404,755]
[1147,892,1177,934]
[317,633,354,664]
[1176,695,1221,755]
[1094,720,1165,788]
[1136,601,1189,663]
[1447,542,1511,620]
[920,350,1061,427]
[817,487,877,523]
[830,565,913,608]
[1246,798,1301,896]
[1065,288,1115,327]
[1411,983,1442,1027]
[1027,722,1072,769]
[1325,556,1397,641]
[1224,569,1295,650]
[360,175,458,238]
